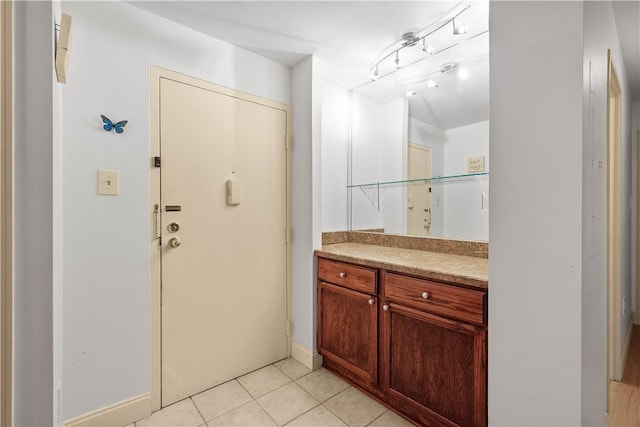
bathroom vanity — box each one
[316,232,488,427]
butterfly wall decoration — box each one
[101,115,128,134]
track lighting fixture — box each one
[406,90,416,98]
[367,5,472,81]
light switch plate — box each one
[97,169,119,196]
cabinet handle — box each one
[421,292,430,299]
[368,299,375,305]
[339,272,346,278]
[383,304,389,311]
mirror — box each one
[348,1,489,241]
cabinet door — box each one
[382,303,487,427]
[318,281,378,384]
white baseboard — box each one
[291,341,323,370]
[63,393,151,427]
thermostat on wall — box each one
[226,179,242,206]
[467,156,485,173]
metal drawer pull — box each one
[383,304,389,311]
[368,299,375,305]
[339,272,346,278]
[421,292,430,299]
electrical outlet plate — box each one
[97,169,119,196]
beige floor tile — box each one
[136,398,204,427]
[296,368,350,402]
[325,387,385,427]
[192,379,253,421]
[285,405,348,427]
[237,365,292,398]
[257,382,319,426]
[367,410,415,427]
[274,358,312,380]
[207,401,276,427]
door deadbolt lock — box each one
[168,237,181,248]
[167,222,180,233]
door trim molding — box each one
[607,49,623,382]
[636,129,640,327]
[149,66,292,411]
[0,2,13,426]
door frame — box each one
[0,2,13,425]
[149,66,292,411]
[607,50,623,382]
[636,128,640,326]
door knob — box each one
[383,304,389,311]
[167,222,180,233]
[169,237,181,248]
[368,299,375,305]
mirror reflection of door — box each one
[407,143,432,237]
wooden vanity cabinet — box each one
[317,259,378,384]
[381,299,487,427]
[317,256,488,427]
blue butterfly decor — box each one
[101,115,128,134]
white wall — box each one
[582,2,633,424]
[489,2,585,425]
[13,2,57,425]
[443,121,489,241]
[291,55,323,354]
[321,82,349,232]
[351,94,407,233]
[60,2,291,421]
[409,117,445,237]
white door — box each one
[159,77,288,406]
[407,143,432,237]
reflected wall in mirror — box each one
[348,1,489,241]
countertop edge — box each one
[315,249,488,290]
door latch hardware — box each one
[165,205,182,212]
[167,222,180,233]
[153,157,161,167]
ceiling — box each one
[128,1,639,130]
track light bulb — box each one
[370,65,379,81]
[458,67,470,79]
[452,18,467,35]
[406,90,416,98]
[421,39,435,55]
[426,79,439,88]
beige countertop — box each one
[316,242,488,289]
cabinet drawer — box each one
[318,258,377,294]
[384,272,486,325]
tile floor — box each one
[131,359,415,427]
